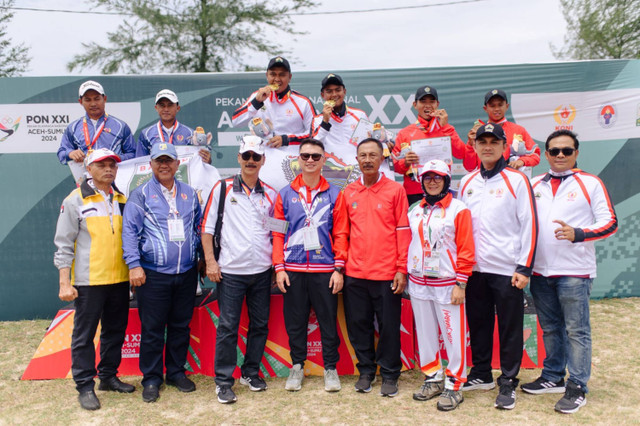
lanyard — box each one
[157,120,179,144]
[82,114,108,149]
[162,185,179,216]
[241,181,269,219]
[298,187,321,226]
[418,204,446,261]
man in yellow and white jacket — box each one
[54,148,134,411]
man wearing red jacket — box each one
[466,89,540,171]
[342,138,411,397]
[393,85,475,205]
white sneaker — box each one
[285,364,304,391]
[324,368,341,392]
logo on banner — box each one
[0,115,21,142]
[553,104,576,130]
[598,103,617,128]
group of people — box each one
[53,56,618,416]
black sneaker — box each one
[555,381,587,414]
[495,380,517,410]
[354,374,376,393]
[521,376,565,394]
[462,376,495,391]
[240,375,268,392]
[380,378,399,397]
[166,375,196,393]
[216,385,237,404]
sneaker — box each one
[521,376,565,394]
[216,385,237,404]
[324,368,341,392]
[555,381,587,414]
[166,375,196,393]
[413,378,444,401]
[494,380,517,410]
[354,374,376,393]
[380,378,399,397]
[240,375,268,392]
[462,376,495,391]
[285,364,304,391]
[437,389,464,411]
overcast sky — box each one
[8,0,567,76]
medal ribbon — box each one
[82,114,108,149]
[157,120,179,145]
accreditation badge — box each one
[264,217,289,233]
[302,225,321,251]
[168,218,186,242]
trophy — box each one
[249,117,273,140]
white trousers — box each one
[412,297,467,390]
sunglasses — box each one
[422,175,444,183]
[547,147,575,156]
[241,152,263,161]
[299,153,324,161]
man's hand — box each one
[130,267,146,287]
[511,272,529,289]
[467,122,482,146]
[199,148,211,164]
[69,149,85,163]
[451,285,465,305]
[255,85,273,102]
[404,151,419,165]
[431,109,449,126]
[329,271,343,294]
[553,219,576,242]
[206,259,222,283]
[391,272,407,294]
[322,102,333,123]
[508,159,524,169]
[59,280,78,302]
[276,270,290,293]
[267,135,283,148]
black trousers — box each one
[343,276,402,379]
[283,271,339,369]
[466,272,524,383]
[137,267,197,387]
[71,282,130,392]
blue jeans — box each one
[214,269,272,386]
[530,275,593,392]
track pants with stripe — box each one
[412,297,467,390]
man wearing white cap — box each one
[54,148,135,410]
[57,80,136,164]
[201,135,278,404]
[136,89,211,163]
[122,142,202,403]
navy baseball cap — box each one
[321,73,345,90]
[267,56,291,72]
[476,123,506,141]
[484,89,508,105]
[150,143,178,160]
[415,85,439,101]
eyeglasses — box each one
[241,151,263,161]
[422,175,444,183]
[299,153,323,161]
[547,147,576,156]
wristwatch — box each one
[455,281,467,290]
[334,266,345,274]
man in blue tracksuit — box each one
[122,142,202,403]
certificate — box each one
[410,136,452,168]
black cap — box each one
[476,123,506,141]
[484,89,508,105]
[267,56,291,72]
[415,85,439,101]
[321,73,345,91]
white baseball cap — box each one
[239,135,265,155]
[155,89,179,104]
[79,80,105,98]
[419,159,451,178]
[85,148,121,166]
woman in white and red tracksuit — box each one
[407,159,475,411]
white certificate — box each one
[410,136,452,168]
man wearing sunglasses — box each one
[201,135,278,404]
[272,138,349,393]
[522,130,618,414]
[458,123,538,410]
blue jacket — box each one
[57,113,136,164]
[122,175,202,274]
[136,120,195,157]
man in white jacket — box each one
[458,123,538,410]
[521,130,618,414]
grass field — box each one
[0,298,638,424]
